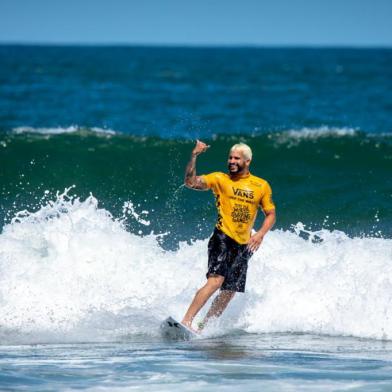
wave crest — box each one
[12,126,117,136]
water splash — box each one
[122,201,151,227]
[1,190,392,344]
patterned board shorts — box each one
[206,228,253,293]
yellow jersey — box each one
[202,172,275,244]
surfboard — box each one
[160,316,198,340]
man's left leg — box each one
[200,290,235,328]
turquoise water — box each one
[1,130,391,242]
[1,45,392,390]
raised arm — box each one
[184,140,210,190]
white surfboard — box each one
[160,316,198,340]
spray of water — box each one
[0,189,391,344]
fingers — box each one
[247,236,263,253]
[246,240,257,253]
[194,140,210,154]
[247,243,259,253]
[196,140,210,148]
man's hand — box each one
[192,140,210,156]
[247,209,276,253]
[247,232,264,253]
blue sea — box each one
[0,45,392,391]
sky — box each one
[1,0,391,46]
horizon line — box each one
[0,41,391,50]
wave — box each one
[3,124,368,137]
[11,126,117,136]
[0,190,391,344]
[5,125,392,145]
[269,126,358,146]
[1,125,391,245]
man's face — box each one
[227,149,250,175]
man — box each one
[181,140,276,331]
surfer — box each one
[181,140,276,332]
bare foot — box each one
[181,320,199,334]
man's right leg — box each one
[181,275,224,329]
[201,290,235,328]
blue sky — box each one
[1,0,391,46]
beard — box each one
[228,162,245,174]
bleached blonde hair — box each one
[230,143,252,161]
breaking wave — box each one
[0,190,391,344]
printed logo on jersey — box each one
[231,204,251,223]
[232,187,254,199]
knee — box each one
[206,275,224,291]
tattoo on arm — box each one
[185,154,196,181]
[184,154,207,190]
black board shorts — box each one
[207,228,253,293]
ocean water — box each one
[0,45,392,390]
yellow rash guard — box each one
[202,172,275,244]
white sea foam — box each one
[0,190,391,344]
[269,126,358,146]
[12,126,117,136]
